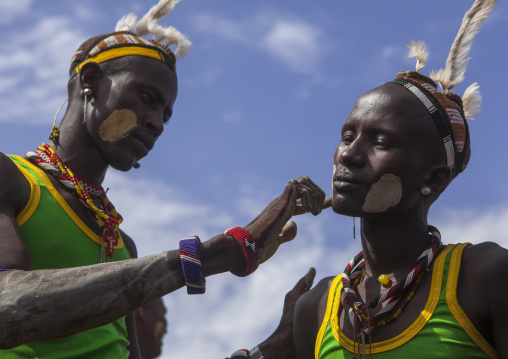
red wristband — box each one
[225,227,259,277]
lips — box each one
[130,131,156,157]
[333,170,363,190]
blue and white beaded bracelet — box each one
[179,236,206,294]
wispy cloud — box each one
[0,16,85,123]
[0,0,33,24]
[189,11,327,76]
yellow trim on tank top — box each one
[11,157,41,226]
[315,274,344,359]
[12,156,124,249]
[446,243,498,359]
[318,244,455,355]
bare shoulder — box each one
[294,275,336,359]
[0,152,31,209]
[0,152,33,270]
[462,241,508,275]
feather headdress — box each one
[115,0,191,59]
[390,0,496,178]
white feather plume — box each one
[113,0,191,58]
[407,40,429,72]
[431,0,496,91]
[136,0,180,36]
[462,82,482,120]
[115,13,138,32]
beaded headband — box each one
[388,0,496,178]
[69,0,191,78]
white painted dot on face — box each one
[362,174,402,213]
[99,109,138,142]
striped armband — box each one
[179,236,206,294]
[225,227,259,277]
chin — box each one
[331,196,363,217]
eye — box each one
[141,91,154,105]
[341,132,355,145]
[374,139,391,149]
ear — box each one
[424,164,452,197]
[78,62,102,93]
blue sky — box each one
[1,1,507,358]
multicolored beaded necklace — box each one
[26,143,123,262]
[340,225,442,337]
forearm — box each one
[0,234,243,349]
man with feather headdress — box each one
[293,0,507,358]
[0,1,327,357]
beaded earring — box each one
[50,99,68,146]
[83,88,92,124]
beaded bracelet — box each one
[226,346,264,359]
[179,236,206,294]
[224,227,259,277]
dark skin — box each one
[293,83,508,358]
[0,55,328,357]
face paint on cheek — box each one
[362,174,403,213]
[154,320,166,343]
[99,109,138,142]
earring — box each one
[421,187,431,196]
[50,99,68,145]
[353,216,356,239]
[83,88,93,125]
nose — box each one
[336,139,365,168]
[141,113,164,137]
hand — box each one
[258,267,317,359]
[244,176,329,264]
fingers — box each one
[279,221,297,244]
[285,267,317,304]
[259,221,297,264]
[293,176,328,216]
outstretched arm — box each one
[0,170,327,349]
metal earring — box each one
[353,216,356,239]
[50,99,68,145]
[421,187,431,196]
[83,88,93,124]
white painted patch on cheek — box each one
[99,109,138,142]
[362,174,402,213]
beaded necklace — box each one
[26,143,123,262]
[340,226,442,336]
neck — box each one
[359,212,430,277]
[49,106,108,187]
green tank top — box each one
[1,155,131,359]
[316,243,498,359]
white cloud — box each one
[190,11,326,75]
[0,16,86,123]
[262,19,323,74]
[0,0,33,24]
[435,206,508,248]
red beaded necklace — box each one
[26,143,123,261]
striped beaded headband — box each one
[71,33,176,76]
[388,74,466,176]
[69,0,191,78]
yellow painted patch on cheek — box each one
[362,174,402,213]
[99,109,138,142]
